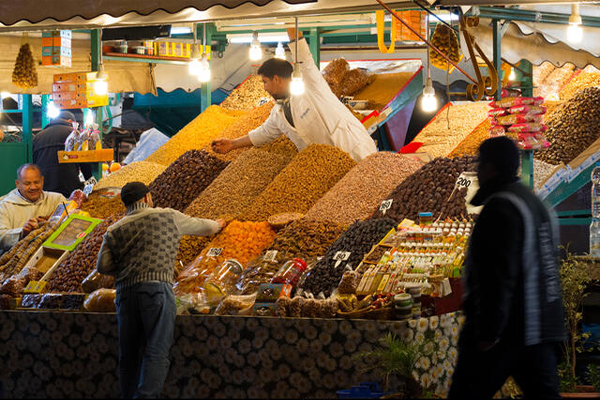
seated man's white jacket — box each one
[248,38,377,162]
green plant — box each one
[558,248,592,392]
[586,364,600,391]
[355,332,435,397]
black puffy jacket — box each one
[32,119,92,198]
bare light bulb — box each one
[249,31,262,61]
[275,42,286,59]
[421,78,437,112]
[188,45,202,75]
[290,67,304,96]
[94,63,108,96]
[567,23,583,44]
[197,55,211,83]
[509,67,516,81]
[84,111,94,127]
[47,102,60,119]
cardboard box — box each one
[52,82,94,93]
[42,36,71,48]
[42,46,72,57]
[42,30,72,39]
[256,283,293,303]
[42,55,71,67]
[53,71,97,84]
[58,149,113,163]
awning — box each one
[0,0,412,31]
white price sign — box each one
[333,251,351,268]
[206,248,223,257]
[264,250,278,262]
[454,172,483,215]
[379,199,393,215]
[455,174,474,189]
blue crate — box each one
[336,382,383,399]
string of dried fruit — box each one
[429,24,461,71]
[12,43,38,89]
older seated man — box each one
[0,164,66,253]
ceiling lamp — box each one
[47,101,60,119]
[421,15,436,112]
[508,67,516,81]
[94,63,108,96]
[198,23,211,83]
[189,24,202,76]
[249,31,263,61]
[290,18,304,96]
[275,42,286,60]
[567,3,583,44]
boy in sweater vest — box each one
[97,182,225,398]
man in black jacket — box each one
[33,111,93,198]
[449,137,566,399]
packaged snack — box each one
[214,293,257,315]
[508,105,546,115]
[83,288,116,312]
[38,293,62,309]
[508,123,547,133]
[81,269,115,293]
[489,125,506,136]
[488,108,507,117]
[495,113,543,125]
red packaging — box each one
[508,105,546,115]
[488,108,507,117]
[508,123,547,133]
[496,113,543,125]
[489,125,506,136]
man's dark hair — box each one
[16,163,42,181]
[258,58,293,79]
[57,111,75,121]
[478,136,520,178]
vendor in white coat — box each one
[0,164,66,253]
[212,28,377,162]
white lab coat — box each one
[248,38,377,162]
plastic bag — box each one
[488,108,507,117]
[68,189,87,208]
[508,105,546,115]
[508,123,547,133]
[64,125,80,152]
[490,96,544,108]
[81,269,115,293]
[173,250,225,296]
[84,288,116,312]
[236,251,282,295]
[122,128,169,164]
[214,293,257,315]
[495,113,543,125]
[38,293,62,309]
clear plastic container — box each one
[418,212,433,226]
[271,258,307,286]
[203,259,244,305]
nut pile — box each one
[174,220,276,294]
[536,87,600,165]
[449,119,491,157]
[353,72,415,110]
[185,148,290,220]
[241,144,357,221]
[301,218,397,296]
[305,152,423,225]
[533,63,576,99]
[429,23,461,71]
[95,161,166,190]
[12,43,37,89]
[413,102,489,159]
[202,102,274,162]
[370,156,477,222]
[145,106,246,166]
[533,159,558,189]
[220,75,273,111]
[322,58,349,98]
[149,150,229,212]
[258,135,299,162]
[80,190,125,219]
[559,73,600,101]
[47,214,124,293]
[238,218,347,293]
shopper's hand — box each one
[212,139,233,154]
[216,219,227,229]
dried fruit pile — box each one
[449,119,491,157]
[174,220,276,294]
[12,43,38,89]
[202,102,274,162]
[536,87,600,165]
[47,214,124,293]
[258,135,298,162]
[559,73,600,101]
[301,218,397,296]
[79,190,125,219]
[429,24,461,71]
[95,161,166,190]
[322,58,373,98]
[176,236,212,268]
[238,218,347,293]
[185,148,290,220]
[305,152,423,225]
[370,156,477,222]
[145,106,246,166]
[149,150,229,212]
[533,62,576,99]
[220,75,273,111]
[241,144,357,221]
[412,102,489,159]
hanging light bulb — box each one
[197,54,211,83]
[290,65,305,96]
[249,31,262,61]
[567,3,583,44]
[1,92,10,99]
[421,77,437,112]
[84,110,94,127]
[275,42,286,59]
[508,67,516,81]
[189,44,202,76]
[47,101,60,119]
[94,63,108,96]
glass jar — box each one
[271,258,307,286]
[418,212,433,226]
[203,259,244,304]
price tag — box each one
[264,250,278,262]
[23,281,47,294]
[206,248,223,257]
[454,173,474,189]
[333,251,351,268]
[379,199,393,215]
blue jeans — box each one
[115,281,176,399]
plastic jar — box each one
[117,41,128,54]
[419,212,433,226]
[204,259,244,303]
[271,258,307,286]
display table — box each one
[0,311,463,398]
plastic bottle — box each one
[590,163,600,257]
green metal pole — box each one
[200,23,213,113]
[90,29,103,178]
[41,94,50,129]
[22,94,33,163]
[492,20,502,101]
[520,59,533,98]
[520,59,535,189]
[308,28,321,66]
